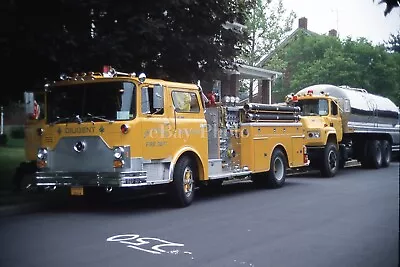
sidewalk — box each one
[0,190,47,218]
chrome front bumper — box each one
[35,171,170,187]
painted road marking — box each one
[107,234,186,255]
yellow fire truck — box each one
[23,67,309,207]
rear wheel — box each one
[170,156,196,207]
[320,143,339,177]
[367,140,382,169]
[252,148,287,188]
[381,140,391,168]
[267,149,287,188]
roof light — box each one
[138,73,146,83]
[307,90,313,95]
[103,65,116,77]
[60,73,68,80]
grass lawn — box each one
[0,138,25,191]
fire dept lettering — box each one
[65,126,95,134]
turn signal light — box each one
[37,128,44,136]
[37,160,47,169]
[120,124,129,134]
[113,159,124,168]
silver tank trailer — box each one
[295,84,399,147]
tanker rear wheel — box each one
[367,140,382,169]
[381,140,391,168]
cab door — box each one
[329,100,343,142]
[140,84,173,160]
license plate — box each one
[70,187,84,196]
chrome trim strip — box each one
[241,122,303,127]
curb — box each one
[0,201,46,218]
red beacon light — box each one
[103,65,116,77]
[307,90,313,95]
[292,95,298,102]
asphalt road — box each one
[0,163,398,267]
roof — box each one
[224,63,283,80]
[255,27,318,67]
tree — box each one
[386,30,400,52]
[374,0,400,16]
[286,35,400,106]
[239,0,295,101]
[0,0,253,104]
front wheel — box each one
[320,143,339,177]
[170,156,196,207]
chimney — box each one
[328,29,337,37]
[298,17,308,30]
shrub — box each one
[11,126,24,139]
[0,134,8,146]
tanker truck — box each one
[285,84,399,177]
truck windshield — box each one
[46,81,136,124]
[295,99,329,116]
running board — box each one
[209,171,252,180]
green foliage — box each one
[386,30,400,53]
[0,134,8,146]
[11,127,25,139]
[269,34,400,105]
[238,0,295,99]
[240,0,295,66]
[0,0,253,103]
[0,147,24,191]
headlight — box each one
[307,131,321,138]
[37,148,48,160]
[113,147,125,159]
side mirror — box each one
[24,92,34,116]
[141,87,150,114]
[153,85,164,110]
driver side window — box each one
[331,101,338,115]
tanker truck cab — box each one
[293,94,343,147]
[32,66,309,207]
[288,84,399,178]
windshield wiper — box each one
[85,113,114,124]
[50,116,73,125]
[50,115,83,125]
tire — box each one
[252,148,287,188]
[170,156,196,207]
[267,149,287,188]
[320,142,339,177]
[13,161,37,193]
[381,140,391,168]
[367,140,382,169]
